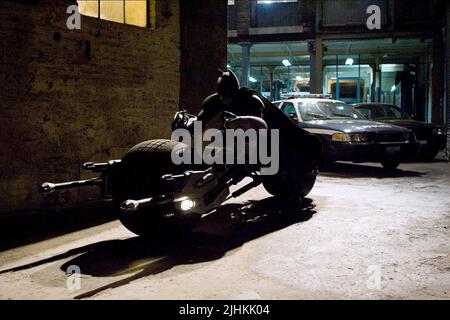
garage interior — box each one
[0,0,449,300]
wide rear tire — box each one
[380,159,400,170]
[262,168,316,199]
[262,134,320,199]
[111,139,201,238]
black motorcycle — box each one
[40,104,322,238]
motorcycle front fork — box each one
[39,160,121,197]
[40,160,262,214]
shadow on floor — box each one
[320,162,426,179]
[0,196,316,299]
[0,201,117,252]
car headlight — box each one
[332,133,349,142]
[432,128,444,135]
[332,133,368,143]
[351,134,369,143]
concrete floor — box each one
[0,159,449,300]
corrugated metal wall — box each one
[251,2,301,27]
[321,0,387,27]
[396,0,436,24]
[228,4,237,30]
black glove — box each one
[172,110,197,133]
[220,111,238,126]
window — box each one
[357,105,407,120]
[299,102,365,121]
[257,0,297,4]
[281,102,298,121]
[78,0,98,18]
[272,101,281,108]
[78,0,154,28]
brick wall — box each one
[0,0,185,216]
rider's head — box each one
[217,69,239,105]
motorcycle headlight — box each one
[180,198,195,211]
[332,133,368,143]
[432,128,444,135]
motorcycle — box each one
[40,103,322,238]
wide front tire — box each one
[111,139,201,238]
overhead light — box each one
[295,76,302,81]
[391,85,396,92]
[227,64,231,69]
[249,76,257,83]
[345,58,354,65]
[282,59,291,67]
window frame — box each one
[256,0,298,4]
[77,0,155,29]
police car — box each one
[274,96,417,169]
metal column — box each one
[240,42,251,87]
[309,38,323,94]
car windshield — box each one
[356,104,411,120]
[299,101,366,121]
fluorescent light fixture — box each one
[391,85,396,92]
[249,76,257,83]
[345,58,354,65]
[382,64,403,72]
[282,59,291,67]
[295,76,302,81]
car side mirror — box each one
[288,113,298,121]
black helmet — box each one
[217,69,239,99]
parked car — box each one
[275,98,418,169]
[354,103,446,160]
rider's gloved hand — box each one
[172,110,197,134]
[171,110,186,131]
[220,111,238,128]
[184,117,197,134]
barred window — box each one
[257,0,297,4]
[77,0,155,28]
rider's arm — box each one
[172,94,221,133]
[197,93,222,123]
[246,95,265,118]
